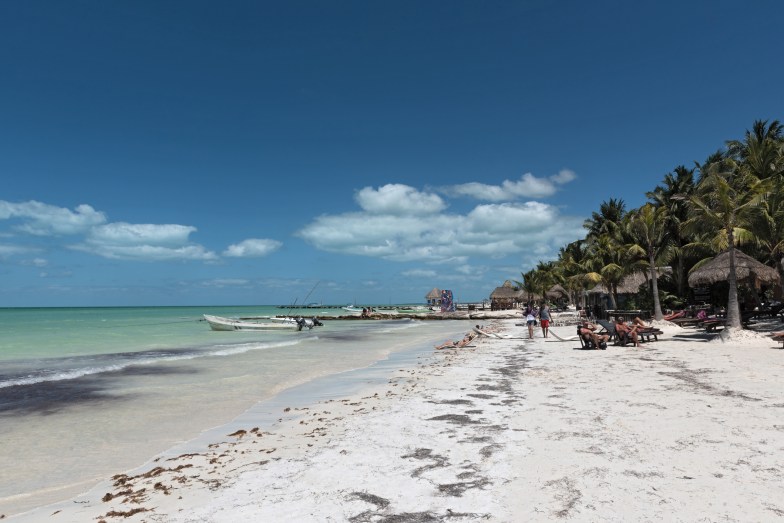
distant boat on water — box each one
[203,314,320,331]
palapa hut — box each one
[688,250,780,289]
[688,249,781,321]
[545,284,569,305]
[587,269,671,315]
[490,280,520,310]
[425,288,441,306]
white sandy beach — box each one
[11,318,784,522]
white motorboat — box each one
[203,314,318,331]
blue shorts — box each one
[527,319,536,325]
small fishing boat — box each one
[203,314,319,331]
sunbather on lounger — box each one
[663,310,685,321]
[579,321,610,348]
[614,317,640,347]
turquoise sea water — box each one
[0,306,469,517]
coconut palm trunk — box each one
[726,234,742,329]
[649,251,663,320]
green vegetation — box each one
[517,119,784,332]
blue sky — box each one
[1,1,782,307]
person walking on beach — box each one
[524,303,537,339]
[538,303,551,338]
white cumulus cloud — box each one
[446,170,577,201]
[0,200,106,235]
[355,184,446,215]
[298,183,585,265]
[89,223,197,246]
[76,222,217,261]
[223,238,282,258]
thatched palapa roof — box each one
[546,284,568,299]
[688,250,780,288]
[490,280,519,299]
[425,287,441,300]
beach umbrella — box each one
[688,250,780,288]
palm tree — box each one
[555,240,592,308]
[626,203,672,320]
[726,119,783,180]
[727,119,784,300]
[681,158,773,330]
[584,198,638,311]
[647,165,695,298]
[749,176,784,297]
[515,269,539,305]
[584,233,635,310]
[584,198,627,239]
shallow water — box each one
[0,306,469,516]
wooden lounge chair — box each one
[637,328,663,342]
[599,319,662,344]
[669,316,702,327]
[700,318,726,332]
[577,325,606,350]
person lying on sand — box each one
[579,321,610,348]
[435,332,476,350]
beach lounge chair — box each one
[700,318,726,332]
[670,316,702,327]
[577,325,596,349]
[637,328,663,342]
[596,320,619,344]
[663,310,686,321]
[599,319,662,345]
[577,325,606,350]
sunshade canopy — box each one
[688,249,780,288]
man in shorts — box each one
[579,321,609,349]
[539,303,552,338]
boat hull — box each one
[203,314,301,331]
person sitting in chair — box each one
[614,316,640,347]
[579,321,609,349]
